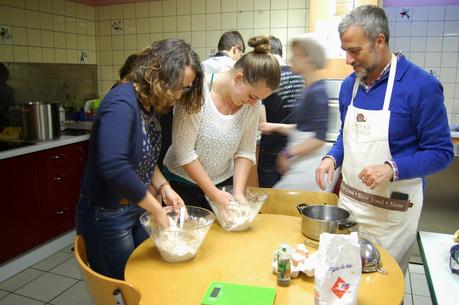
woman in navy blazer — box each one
[76,39,204,279]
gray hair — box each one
[338,5,390,44]
[290,36,326,69]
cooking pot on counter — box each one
[20,102,61,141]
[297,203,357,241]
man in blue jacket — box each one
[316,5,453,273]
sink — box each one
[0,141,35,152]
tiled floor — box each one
[0,243,433,305]
[0,244,92,305]
[404,263,433,305]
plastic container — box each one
[205,186,268,231]
[140,206,215,263]
[59,105,66,131]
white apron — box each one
[274,129,337,192]
[339,54,423,272]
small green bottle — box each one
[277,243,292,287]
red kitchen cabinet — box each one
[38,141,88,240]
[0,153,44,264]
[0,141,88,264]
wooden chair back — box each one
[251,187,339,217]
[74,235,141,305]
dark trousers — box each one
[170,177,233,211]
[257,150,282,188]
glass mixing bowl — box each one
[205,186,268,231]
[140,206,215,263]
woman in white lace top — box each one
[163,36,280,210]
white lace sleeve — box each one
[234,102,260,164]
[171,102,202,166]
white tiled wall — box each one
[385,4,459,126]
[0,0,96,64]
[95,0,310,95]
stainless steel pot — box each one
[21,102,60,141]
[297,203,357,241]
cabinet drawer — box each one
[38,143,86,170]
[38,142,88,239]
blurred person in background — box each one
[111,53,138,89]
[315,5,453,273]
[76,39,204,280]
[119,53,138,80]
[259,36,334,192]
[257,36,305,187]
[0,63,15,129]
[163,36,280,210]
[201,31,246,73]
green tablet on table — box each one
[201,281,276,305]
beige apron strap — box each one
[382,54,397,111]
[351,78,360,106]
[350,53,397,110]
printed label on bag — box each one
[331,276,351,299]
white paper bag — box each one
[314,232,362,305]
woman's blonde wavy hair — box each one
[126,39,204,114]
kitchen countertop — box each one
[0,134,90,161]
[417,231,459,305]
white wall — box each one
[385,4,459,125]
[95,0,310,95]
[0,0,97,64]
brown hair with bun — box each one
[233,36,280,90]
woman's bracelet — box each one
[157,182,170,195]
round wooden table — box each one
[125,214,404,305]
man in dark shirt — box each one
[258,36,304,187]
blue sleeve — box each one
[393,78,453,179]
[96,96,147,203]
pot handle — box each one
[297,203,308,213]
[297,203,330,213]
[337,221,357,230]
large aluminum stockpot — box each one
[21,102,60,141]
[297,203,357,241]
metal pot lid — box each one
[359,237,387,274]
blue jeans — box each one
[75,198,148,280]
